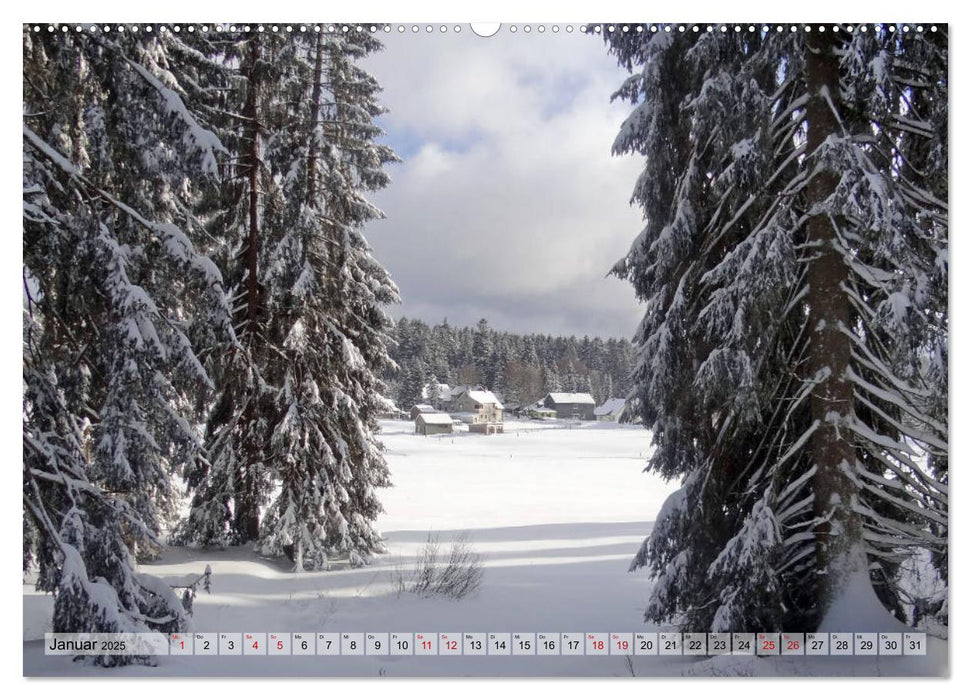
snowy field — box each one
[23,420,947,677]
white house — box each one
[452,389,504,433]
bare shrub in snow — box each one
[398,532,483,600]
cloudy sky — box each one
[360,27,646,339]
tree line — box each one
[387,317,637,410]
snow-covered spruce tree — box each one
[863,28,948,619]
[603,25,947,631]
[177,29,399,566]
[23,26,232,660]
[257,31,399,568]
[403,358,432,409]
[174,30,283,547]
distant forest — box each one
[386,317,636,409]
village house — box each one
[443,384,479,407]
[415,412,455,435]
[528,405,557,420]
[542,392,596,420]
[377,399,408,420]
[523,398,556,419]
[594,397,628,422]
[409,404,436,421]
[452,389,504,434]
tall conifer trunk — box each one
[327,42,349,302]
[306,33,324,206]
[804,31,864,617]
[236,35,262,543]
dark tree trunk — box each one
[306,33,324,207]
[244,36,261,339]
[235,35,263,543]
[804,30,864,620]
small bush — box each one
[396,532,483,600]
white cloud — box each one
[361,30,646,338]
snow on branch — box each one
[126,59,227,175]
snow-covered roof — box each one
[594,397,627,416]
[546,392,596,405]
[416,412,454,426]
[412,404,435,413]
[464,390,504,409]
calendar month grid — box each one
[45,631,928,657]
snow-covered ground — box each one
[22,420,947,677]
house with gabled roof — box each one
[452,389,504,433]
[594,397,628,422]
[415,412,454,435]
[409,404,436,421]
[543,392,596,420]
